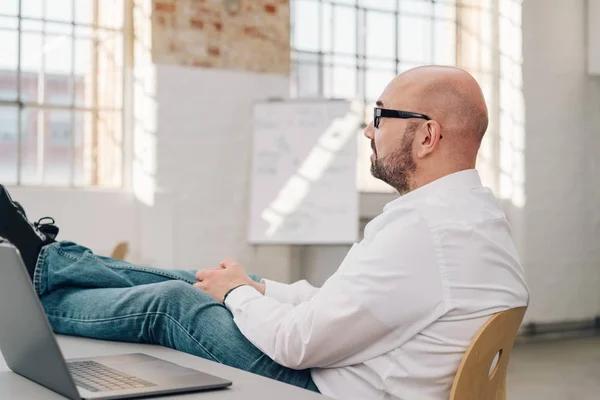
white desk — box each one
[0,335,329,399]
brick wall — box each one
[152,0,290,75]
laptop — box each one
[0,242,232,399]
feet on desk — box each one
[0,185,59,278]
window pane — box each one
[20,108,72,186]
[21,19,43,32]
[295,61,321,97]
[44,109,72,186]
[398,61,422,73]
[45,74,72,106]
[398,14,433,63]
[73,110,93,186]
[75,25,94,38]
[365,69,395,101]
[366,59,395,70]
[74,37,93,107]
[434,1,456,19]
[0,0,18,16]
[399,0,434,16]
[20,108,41,185]
[0,15,19,29]
[20,33,43,102]
[75,0,93,25]
[366,11,395,59]
[327,0,356,5]
[329,65,357,99]
[46,0,73,22]
[45,34,73,106]
[333,5,357,54]
[0,71,18,102]
[325,54,355,68]
[20,32,43,72]
[46,21,72,35]
[293,0,320,52]
[21,0,43,19]
[433,15,456,65]
[359,0,397,11]
[321,2,333,53]
[45,34,73,74]
[0,30,18,101]
[0,106,19,185]
[0,30,18,71]
[96,111,122,187]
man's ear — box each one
[416,120,442,159]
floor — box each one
[507,335,600,400]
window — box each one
[0,0,127,187]
[291,0,457,192]
[0,106,18,142]
[290,0,523,198]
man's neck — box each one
[409,165,476,193]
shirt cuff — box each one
[262,279,296,303]
[224,284,262,311]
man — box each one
[0,66,529,400]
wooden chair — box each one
[110,241,129,261]
[449,307,527,400]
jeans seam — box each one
[54,244,196,285]
[86,254,196,284]
[33,244,52,296]
[46,311,220,363]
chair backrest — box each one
[110,241,129,261]
[449,307,527,400]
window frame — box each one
[0,0,129,188]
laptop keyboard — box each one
[67,360,156,392]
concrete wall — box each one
[521,0,600,322]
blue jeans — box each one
[33,241,319,393]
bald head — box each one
[365,66,489,194]
[387,66,489,144]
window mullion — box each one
[69,0,76,187]
[37,0,47,184]
[16,0,22,185]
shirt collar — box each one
[383,169,483,212]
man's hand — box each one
[194,258,265,303]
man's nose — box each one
[364,121,374,139]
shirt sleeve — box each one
[262,279,320,305]
[224,212,448,370]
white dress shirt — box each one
[225,169,530,400]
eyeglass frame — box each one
[373,107,443,139]
[374,107,440,138]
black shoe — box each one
[13,202,59,241]
[34,217,60,241]
[0,185,57,278]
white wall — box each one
[6,187,138,258]
[522,0,600,323]
[144,65,299,279]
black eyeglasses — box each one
[373,107,431,129]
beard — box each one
[370,122,418,195]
